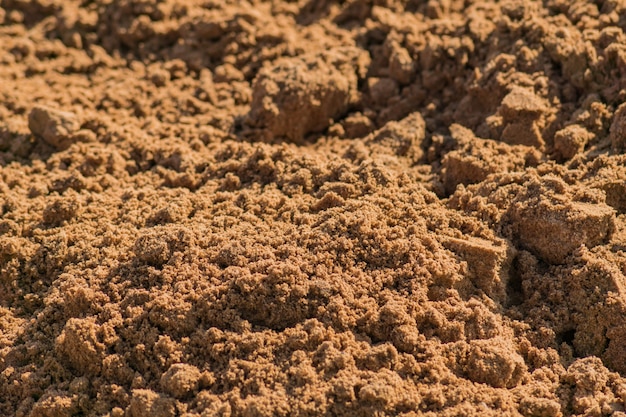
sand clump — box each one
[506,176,616,264]
[247,47,369,143]
[3,0,626,416]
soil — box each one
[2,0,626,416]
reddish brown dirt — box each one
[2,1,626,416]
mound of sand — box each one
[2,1,626,416]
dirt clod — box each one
[28,106,80,150]
[507,179,615,264]
[247,47,369,143]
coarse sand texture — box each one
[2,1,626,416]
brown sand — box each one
[2,0,626,416]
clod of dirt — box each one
[583,157,626,214]
[497,87,549,149]
[610,102,626,152]
[132,226,192,267]
[563,358,620,415]
[29,392,79,417]
[127,390,176,417]
[441,124,541,194]
[597,182,626,214]
[55,317,106,375]
[387,40,415,85]
[341,112,375,138]
[160,364,202,399]
[507,179,615,264]
[441,236,516,303]
[42,196,82,226]
[464,338,527,388]
[367,77,399,106]
[247,47,370,142]
[28,105,81,150]
[554,124,594,160]
[444,337,527,389]
[364,111,426,162]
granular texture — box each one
[2,1,626,416]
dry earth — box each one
[2,0,626,416]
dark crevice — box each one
[556,328,576,346]
[505,256,524,307]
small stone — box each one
[519,397,562,417]
[29,105,80,150]
[111,407,125,417]
[8,10,23,24]
[195,21,224,40]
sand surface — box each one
[2,0,626,416]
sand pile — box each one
[2,0,626,416]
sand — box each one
[1,0,626,416]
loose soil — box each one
[2,1,626,416]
